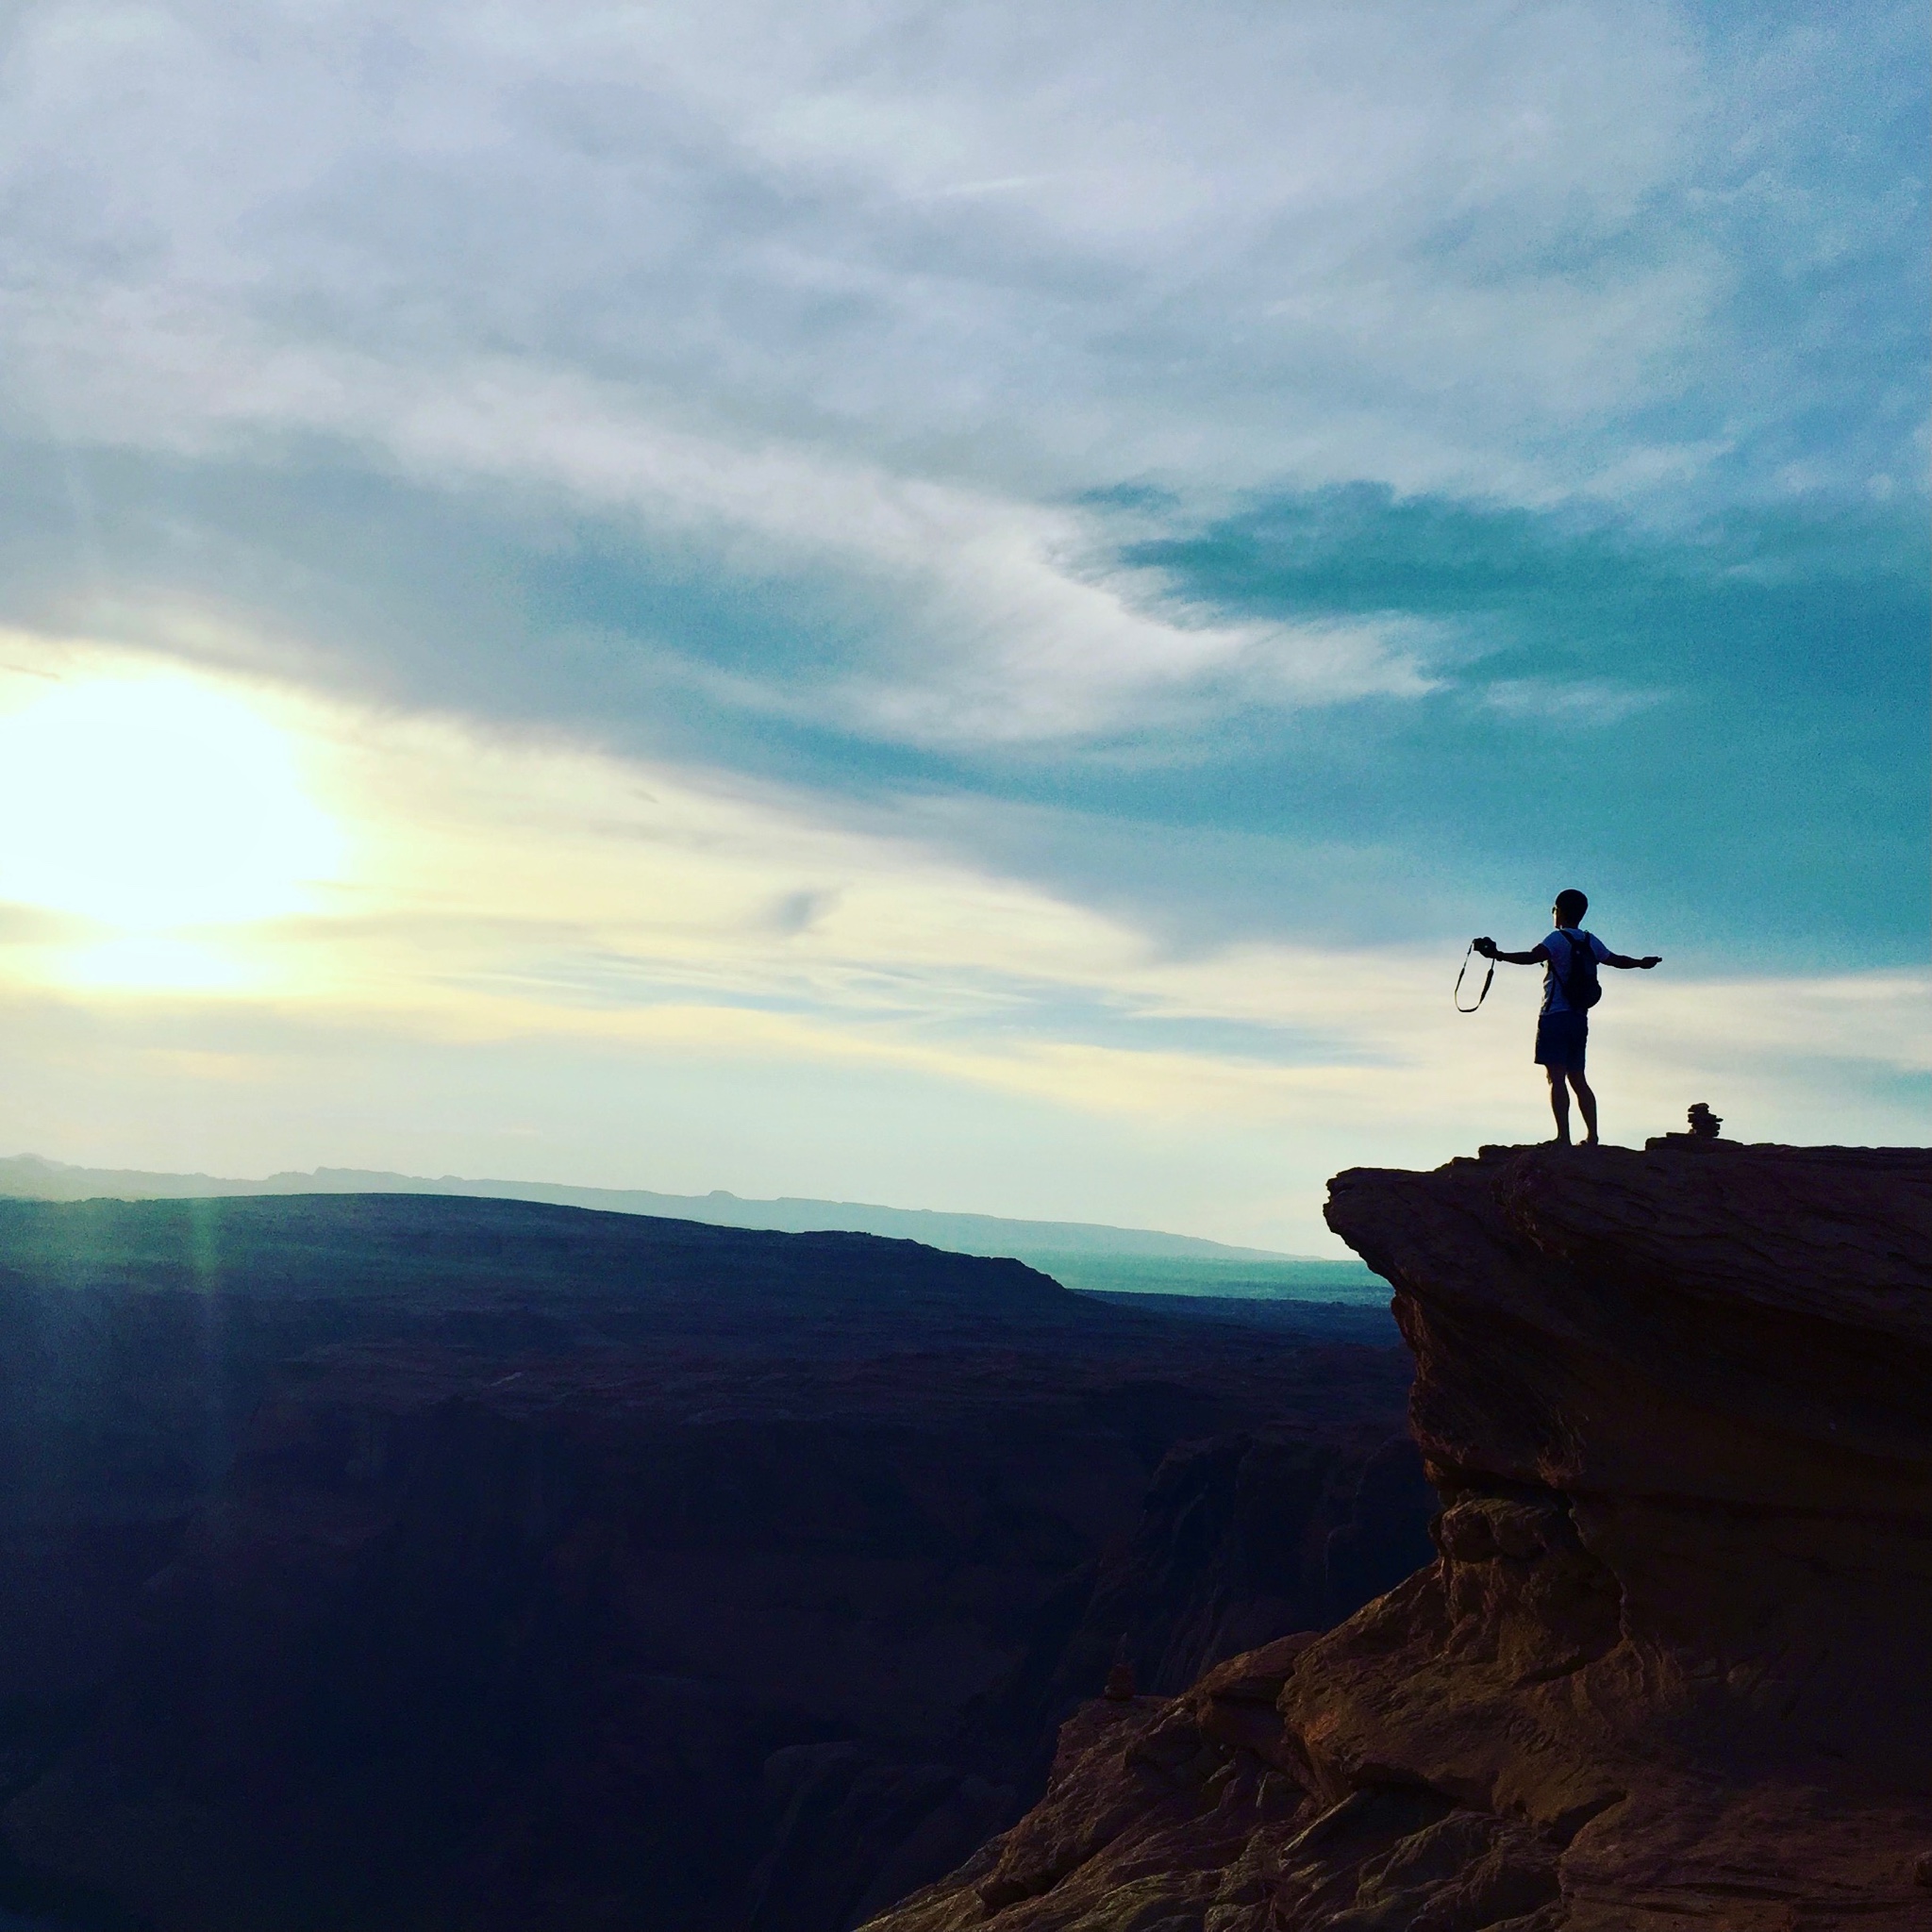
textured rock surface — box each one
[866,1141,1932,1931]
[0,1194,1425,1930]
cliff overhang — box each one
[866,1141,1932,1931]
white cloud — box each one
[3,302,1444,741]
[2,0,1724,497]
[8,0,1890,751]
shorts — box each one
[1534,1010,1589,1071]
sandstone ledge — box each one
[864,1142,1932,1931]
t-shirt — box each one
[1540,927,1611,1015]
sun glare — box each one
[0,669,344,940]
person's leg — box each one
[1546,1065,1572,1143]
[1568,1069,1598,1145]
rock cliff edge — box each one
[866,1141,1932,1931]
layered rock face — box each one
[0,1195,1427,1931]
[870,1141,1932,1931]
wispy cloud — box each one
[1479,677,1671,725]
[1,1,1920,755]
[7,309,1452,742]
[8,0,1917,502]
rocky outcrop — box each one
[868,1141,1932,1931]
[0,1194,1424,1931]
[1019,1428,1433,1721]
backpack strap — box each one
[1552,929,1592,1002]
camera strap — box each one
[1454,942,1494,1013]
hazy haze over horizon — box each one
[0,1,1924,1252]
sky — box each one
[0,0,1924,1252]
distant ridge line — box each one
[0,1153,1318,1263]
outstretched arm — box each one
[1604,951,1662,969]
[1473,939,1548,966]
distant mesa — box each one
[0,1150,1298,1257]
[0,1151,1382,1302]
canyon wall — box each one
[0,1195,1427,1930]
[868,1141,1932,1931]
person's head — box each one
[1553,888,1589,927]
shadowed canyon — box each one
[0,1140,1926,1929]
[0,1194,1425,1930]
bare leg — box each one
[1568,1070,1599,1144]
[1546,1067,1572,1144]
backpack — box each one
[1550,929,1602,1010]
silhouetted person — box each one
[1474,890,1660,1145]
